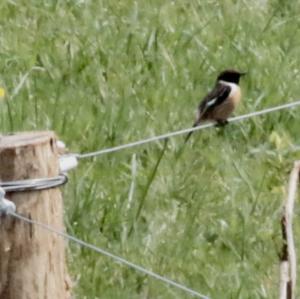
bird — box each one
[185,69,246,142]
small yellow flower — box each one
[0,88,5,98]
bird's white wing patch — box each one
[206,97,217,107]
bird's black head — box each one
[217,69,246,84]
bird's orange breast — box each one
[229,85,241,107]
[211,82,242,120]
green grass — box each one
[1,0,300,298]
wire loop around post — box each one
[0,174,68,193]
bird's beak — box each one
[240,72,247,76]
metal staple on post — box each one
[0,187,16,215]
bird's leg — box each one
[215,119,229,127]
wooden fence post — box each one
[0,131,71,299]
[279,161,300,299]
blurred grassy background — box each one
[1,0,300,298]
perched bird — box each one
[185,69,246,142]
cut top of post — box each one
[0,131,56,149]
[0,131,59,182]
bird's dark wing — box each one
[184,83,231,143]
[198,83,231,117]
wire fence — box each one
[77,100,300,159]
[8,211,210,299]
[2,100,300,298]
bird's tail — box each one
[184,121,200,143]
